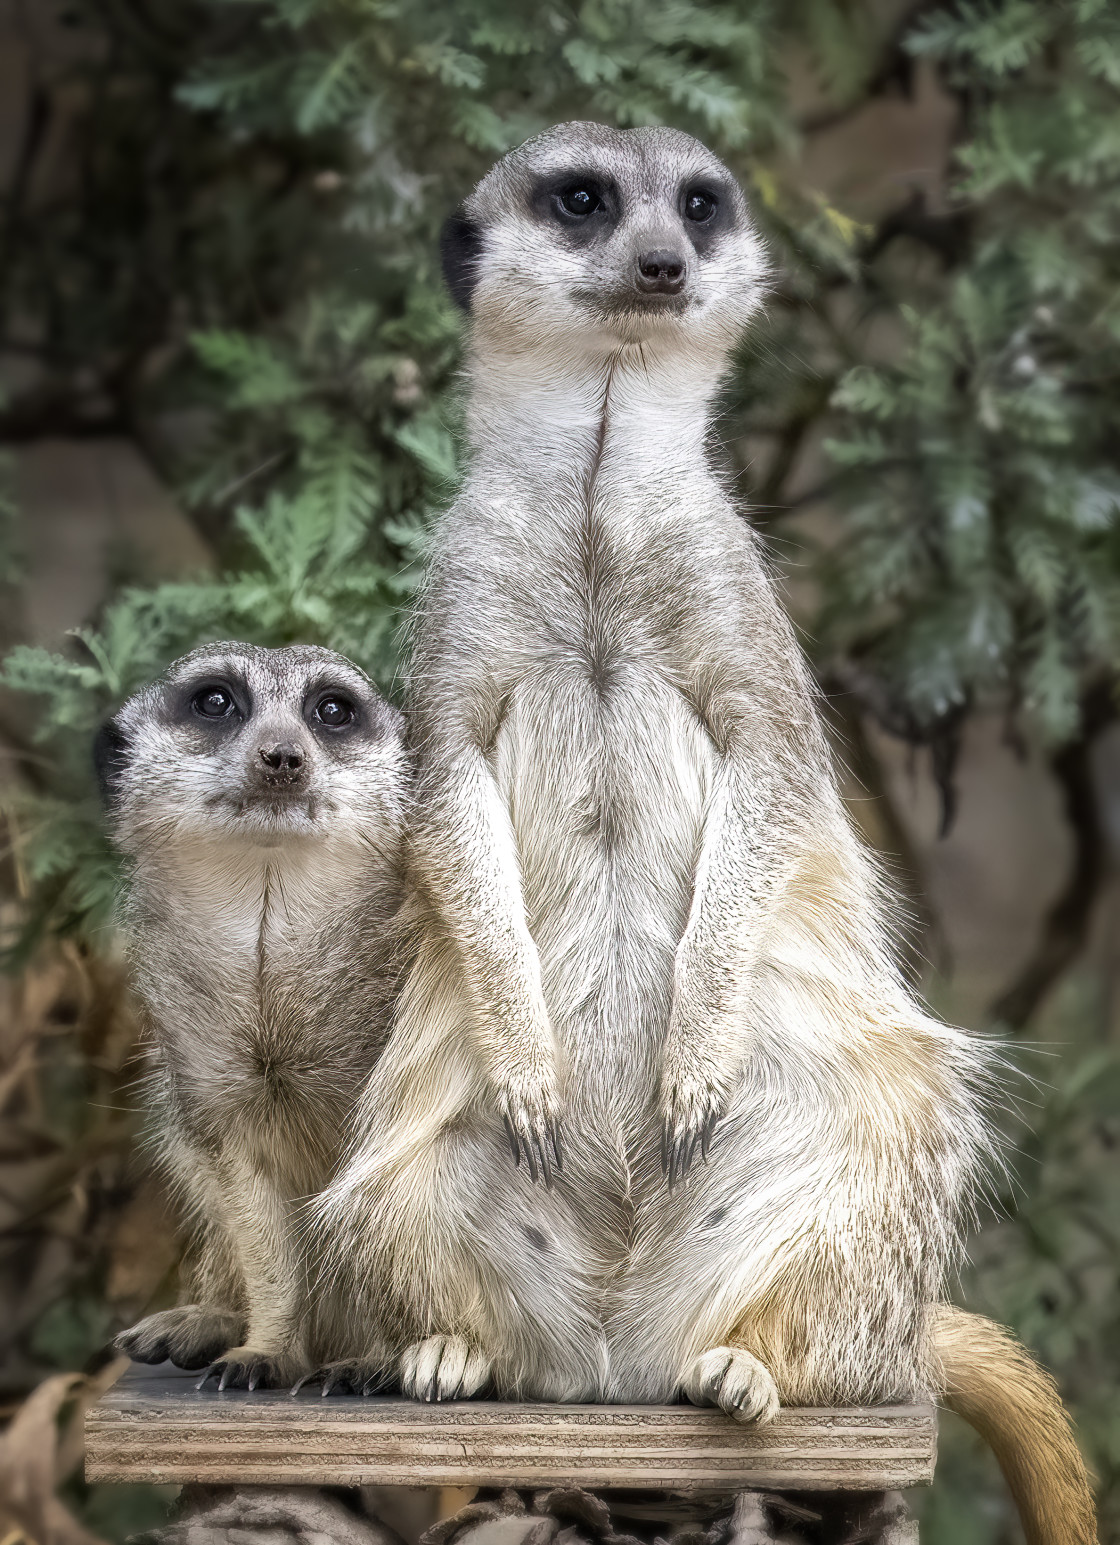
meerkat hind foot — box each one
[682,1346,779,1424]
[197,1345,304,1392]
[291,1359,393,1398]
[114,1305,245,1371]
[400,1335,492,1402]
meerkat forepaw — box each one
[114,1306,246,1371]
[681,1346,779,1424]
[660,1080,726,1185]
[198,1347,303,1392]
[400,1335,492,1402]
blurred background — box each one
[0,1,1117,1542]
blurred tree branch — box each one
[989,683,1117,1031]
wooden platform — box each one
[86,1364,937,1493]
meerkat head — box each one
[442,121,768,357]
[96,644,406,855]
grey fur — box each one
[107,643,410,1388]
[313,123,994,1413]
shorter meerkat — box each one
[101,643,409,1389]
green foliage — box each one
[823,1,1120,748]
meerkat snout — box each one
[256,740,306,784]
[635,247,686,296]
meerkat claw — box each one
[663,1101,724,1186]
[701,1112,717,1162]
[401,1335,491,1402]
[662,1125,693,1187]
[291,1360,388,1397]
[501,1108,561,1187]
[682,1346,780,1424]
[532,1134,554,1189]
[196,1351,292,1392]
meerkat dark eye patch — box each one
[310,692,356,730]
[191,684,238,720]
[532,173,618,240]
[678,178,735,254]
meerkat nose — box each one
[636,249,686,295]
[259,743,304,775]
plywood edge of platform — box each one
[85,1364,937,1492]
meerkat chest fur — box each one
[132,831,374,1053]
[136,832,404,1158]
[496,370,720,1077]
[418,352,813,1149]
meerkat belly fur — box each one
[315,125,1094,1544]
[102,644,408,1390]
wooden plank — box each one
[86,1364,937,1492]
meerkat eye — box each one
[313,695,355,728]
[192,686,236,719]
[684,189,718,223]
[556,184,603,219]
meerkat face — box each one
[97,644,406,852]
[442,121,768,354]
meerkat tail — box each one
[931,1304,1096,1545]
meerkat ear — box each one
[93,717,130,808]
[440,209,483,311]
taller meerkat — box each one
[317,124,1095,1544]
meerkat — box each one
[100,643,409,1390]
[309,124,1095,1544]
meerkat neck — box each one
[465,335,728,490]
[127,830,392,946]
